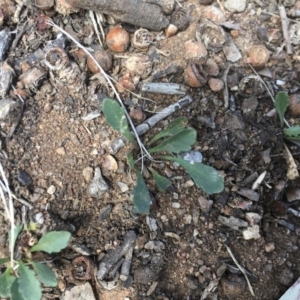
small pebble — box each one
[99,205,112,222]
[82,166,93,182]
[117,182,129,193]
[56,147,65,155]
[224,0,247,12]
[18,170,33,186]
[47,185,56,195]
[183,214,192,224]
[208,78,224,92]
[265,242,275,252]
[278,268,294,286]
[134,265,157,284]
[172,202,180,208]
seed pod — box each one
[116,73,137,93]
[238,75,265,97]
[132,28,153,50]
[165,24,178,37]
[106,27,130,53]
[87,50,112,73]
[247,45,269,70]
[170,8,190,31]
[221,273,246,298]
[55,0,78,15]
[45,47,69,71]
[35,0,54,11]
[196,21,227,52]
[184,63,207,88]
[184,40,207,63]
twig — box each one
[139,82,187,95]
[278,6,293,55]
[224,244,255,297]
[45,20,152,161]
[109,94,194,153]
[136,94,193,135]
[11,24,26,50]
[89,11,103,48]
[222,64,231,109]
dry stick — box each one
[109,94,194,153]
[45,20,152,160]
[222,64,231,109]
[89,11,103,48]
[278,5,293,55]
[224,244,255,297]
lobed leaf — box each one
[102,98,134,143]
[18,261,42,300]
[30,231,71,253]
[11,278,25,300]
[274,91,289,128]
[29,261,57,287]
[0,267,15,298]
[284,125,300,142]
[148,128,197,154]
[8,224,23,253]
[132,170,152,214]
[149,167,172,192]
[162,156,224,194]
[147,117,188,145]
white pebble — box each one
[47,185,56,195]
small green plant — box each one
[0,226,71,300]
[274,91,300,145]
[103,98,224,213]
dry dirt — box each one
[1,0,300,299]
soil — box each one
[1,0,300,299]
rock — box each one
[237,188,259,201]
[82,166,93,182]
[146,216,158,231]
[103,155,118,171]
[63,282,95,300]
[223,36,242,62]
[218,215,248,230]
[208,78,224,91]
[117,182,129,193]
[47,185,56,195]
[279,269,294,286]
[243,225,261,240]
[204,6,226,23]
[265,242,275,252]
[99,205,112,222]
[245,212,262,226]
[179,150,203,163]
[88,166,109,198]
[224,0,247,12]
[56,147,65,155]
[289,94,300,117]
[134,265,158,284]
[224,112,247,141]
[198,196,213,213]
[286,187,300,202]
[18,170,32,186]
[221,273,246,298]
[241,96,258,114]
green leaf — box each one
[18,261,41,300]
[284,125,300,142]
[11,277,26,300]
[29,261,57,287]
[147,117,188,145]
[149,167,172,192]
[162,156,224,194]
[274,91,289,128]
[132,170,152,214]
[0,257,10,266]
[148,128,197,154]
[127,153,135,169]
[30,231,71,253]
[102,98,134,143]
[8,224,23,253]
[0,267,15,297]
